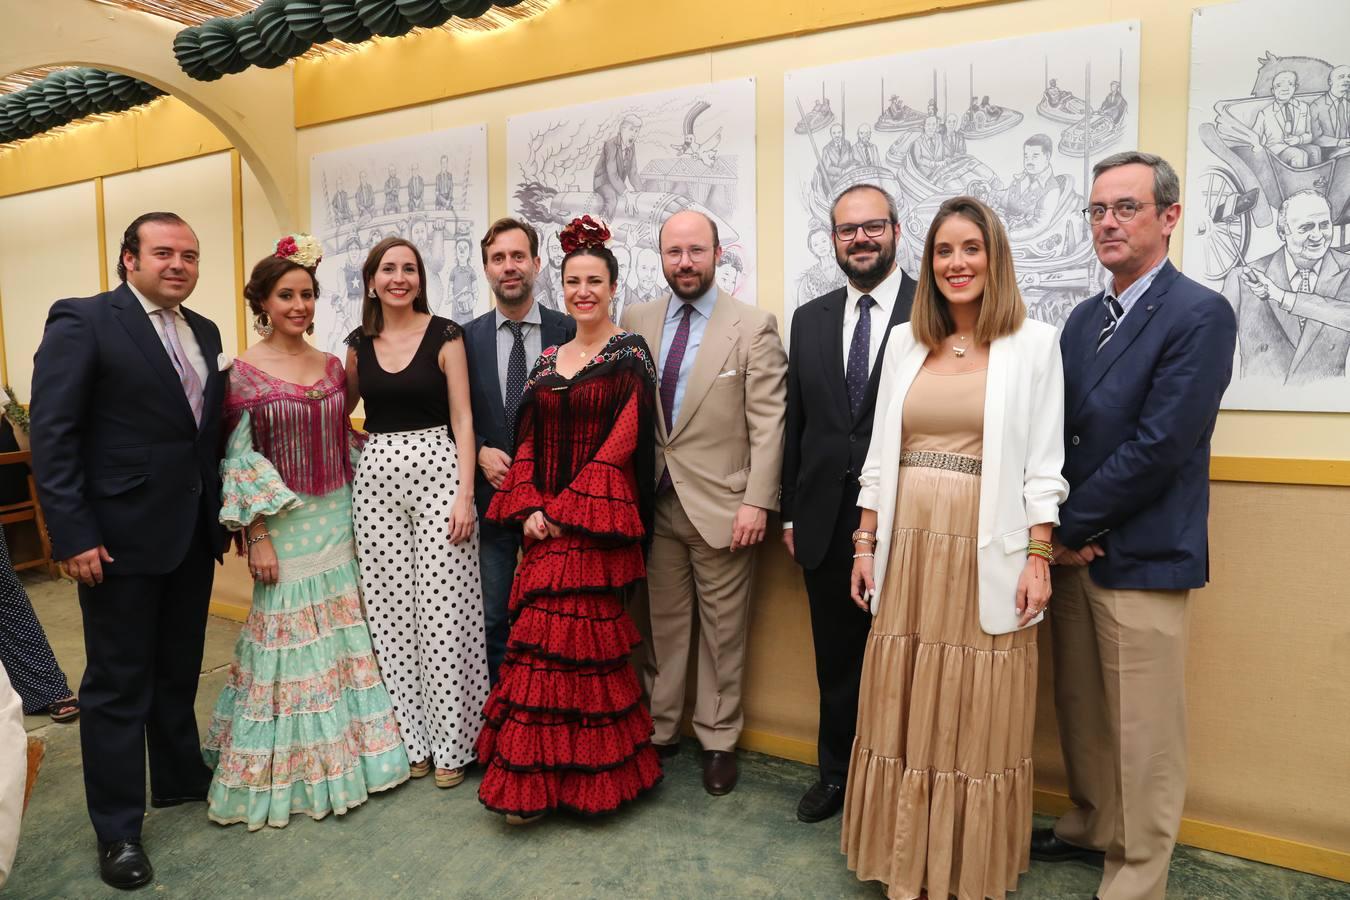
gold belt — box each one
[898,450,982,475]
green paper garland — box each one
[0,68,164,145]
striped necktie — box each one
[1096,295,1125,352]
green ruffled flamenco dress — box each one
[201,355,409,830]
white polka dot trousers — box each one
[353,426,489,771]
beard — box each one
[490,272,535,306]
[836,238,896,290]
[666,264,716,301]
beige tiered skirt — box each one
[841,456,1036,900]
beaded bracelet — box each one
[246,530,271,547]
[852,552,875,560]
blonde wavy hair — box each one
[910,195,1025,350]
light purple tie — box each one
[153,308,204,425]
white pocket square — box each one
[717,369,738,378]
[217,353,233,372]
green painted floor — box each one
[10,575,1350,899]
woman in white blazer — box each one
[839,196,1068,900]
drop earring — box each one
[306,321,315,336]
[368,288,377,299]
[253,313,273,337]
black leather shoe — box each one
[702,750,738,795]
[796,781,845,823]
[149,793,207,809]
[98,840,153,890]
[1029,828,1105,863]
[653,741,681,759]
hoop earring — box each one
[306,321,315,336]
[253,313,273,338]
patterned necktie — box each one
[1296,268,1313,333]
[1096,295,1125,352]
[504,320,528,432]
[659,303,695,434]
[844,294,875,417]
[153,308,204,425]
[1284,103,1294,133]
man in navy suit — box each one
[465,218,575,683]
[781,184,914,823]
[1031,153,1236,900]
[30,212,230,890]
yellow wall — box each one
[0,181,102,399]
[0,0,1347,879]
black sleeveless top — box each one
[347,316,462,434]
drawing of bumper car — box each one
[795,96,835,135]
[875,104,925,133]
[959,105,1023,140]
[1037,92,1087,125]
[1058,111,1126,158]
[1195,93,1350,280]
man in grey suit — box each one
[1310,65,1350,158]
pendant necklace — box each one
[952,335,968,358]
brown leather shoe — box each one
[702,750,738,795]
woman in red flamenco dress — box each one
[477,217,662,823]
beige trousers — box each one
[0,662,26,888]
[637,491,755,752]
[1049,566,1191,900]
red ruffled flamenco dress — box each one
[477,332,663,817]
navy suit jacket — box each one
[30,283,230,574]
[464,303,574,518]
[780,274,915,571]
[1058,261,1237,590]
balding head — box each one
[1331,65,1350,99]
[658,209,719,252]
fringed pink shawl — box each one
[224,355,354,496]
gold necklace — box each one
[951,334,969,358]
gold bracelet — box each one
[852,552,875,559]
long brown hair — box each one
[361,236,430,336]
[910,195,1025,350]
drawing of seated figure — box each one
[332,178,353,226]
[1254,70,1316,167]
[1098,81,1128,124]
[913,116,949,177]
[355,171,375,221]
[983,134,1063,233]
[593,114,644,219]
[383,165,401,215]
[1311,65,1350,159]
[943,114,967,156]
[960,96,983,132]
[885,95,915,121]
[813,123,857,198]
[1043,78,1067,108]
[435,155,454,211]
[407,163,426,212]
[1224,190,1350,385]
[854,124,881,168]
[979,95,1003,120]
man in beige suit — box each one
[622,209,787,796]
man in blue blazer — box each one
[1032,153,1237,900]
[781,184,914,823]
[464,218,574,683]
[30,213,230,889]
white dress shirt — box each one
[129,282,210,388]
[842,264,904,375]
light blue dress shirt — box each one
[1102,255,1168,343]
[659,284,718,427]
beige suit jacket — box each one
[623,289,787,549]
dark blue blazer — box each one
[1058,261,1236,590]
[29,283,230,574]
[463,303,574,518]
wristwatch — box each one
[851,529,877,546]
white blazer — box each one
[858,320,1069,635]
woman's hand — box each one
[248,537,279,585]
[849,554,876,612]
[523,511,561,542]
[1015,555,1051,627]
[447,498,476,545]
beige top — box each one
[900,365,986,458]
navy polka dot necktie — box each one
[504,321,527,430]
[844,294,874,417]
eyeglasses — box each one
[663,246,711,263]
[833,219,893,241]
[1082,201,1158,225]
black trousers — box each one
[801,497,874,787]
[78,528,215,843]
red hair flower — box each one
[559,215,612,254]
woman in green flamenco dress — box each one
[201,237,409,830]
